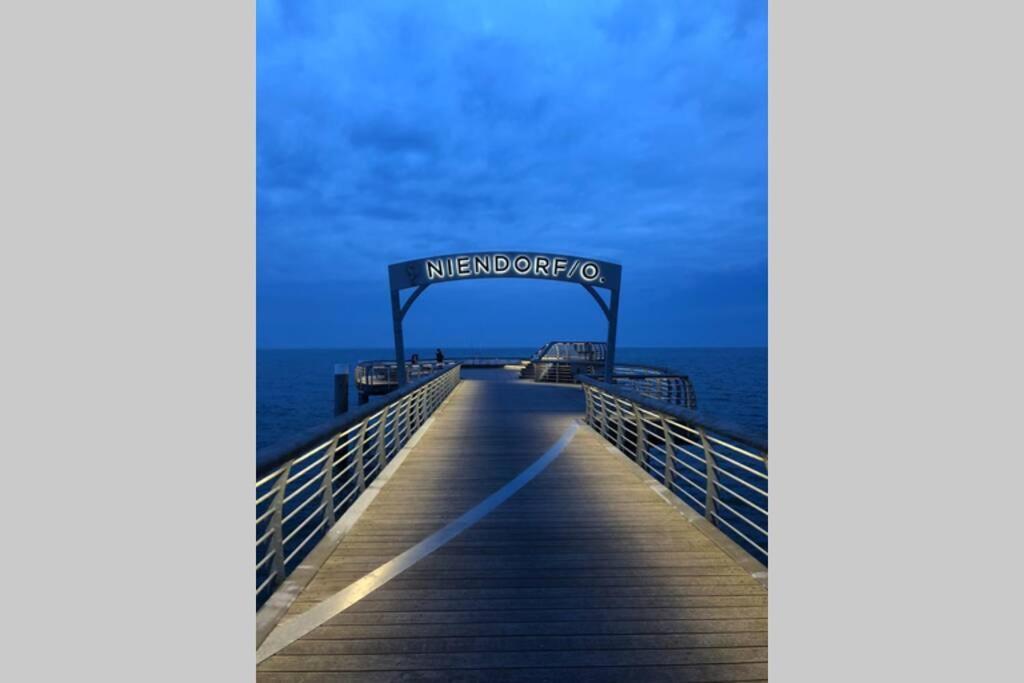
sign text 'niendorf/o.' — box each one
[424,254,605,284]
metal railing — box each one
[533,360,599,384]
[354,360,456,388]
[255,364,461,606]
[613,372,697,409]
[580,376,767,564]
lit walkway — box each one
[257,370,767,682]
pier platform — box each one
[257,368,767,681]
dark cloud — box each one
[257,0,766,346]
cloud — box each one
[257,0,766,345]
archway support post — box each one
[390,289,407,387]
[605,287,619,383]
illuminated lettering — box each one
[426,259,445,280]
[513,255,531,274]
[534,256,551,276]
[420,253,609,286]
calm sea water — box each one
[258,347,766,451]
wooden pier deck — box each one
[257,368,767,681]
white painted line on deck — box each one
[256,420,579,664]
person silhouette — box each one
[435,348,445,363]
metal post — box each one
[614,399,626,454]
[321,436,338,526]
[390,289,407,387]
[377,408,388,464]
[661,416,676,490]
[698,427,719,524]
[355,422,368,492]
[269,463,291,585]
[632,403,647,468]
[604,287,620,383]
[333,365,349,416]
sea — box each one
[257,347,767,451]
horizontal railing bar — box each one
[255,549,275,572]
[712,495,769,537]
[710,512,767,558]
[283,439,333,473]
[706,434,767,463]
[255,485,280,507]
[255,506,274,527]
[282,490,323,525]
[712,463,768,497]
[713,480,769,516]
[284,518,327,566]
[256,467,286,491]
[669,479,707,511]
[670,453,709,481]
[286,450,331,485]
[670,465,709,493]
[256,571,278,596]
[332,486,359,515]
[330,459,357,484]
[282,502,326,546]
[708,450,769,481]
[669,443,706,467]
[282,473,325,506]
[255,526,273,548]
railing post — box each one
[614,398,626,452]
[377,408,388,465]
[599,392,611,439]
[269,463,291,585]
[661,416,676,490]
[631,403,647,467]
[583,386,594,427]
[321,436,339,527]
[355,421,368,492]
[698,427,718,524]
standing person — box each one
[435,348,445,364]
[410,352,419,365]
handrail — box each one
[258,364,458,477]
[579,376,767,563]
[255,364,461,606]
[579,376,765,452]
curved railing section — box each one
[580,376,767,564]
[354,360,457,395]
[255,364,461,606]
[610,366,697,409]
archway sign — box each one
[388,252,622,385]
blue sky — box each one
[258,0,766,348]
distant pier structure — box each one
[256,252,767,679]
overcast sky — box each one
[257,0,766,348]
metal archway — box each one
[388,252,622,384]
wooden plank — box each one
[258,647,768,671]
[258,663,768,682]
[279,631,767,655]
[305,618,768,640]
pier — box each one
[256,366,767,681]
[256,252,768,680]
